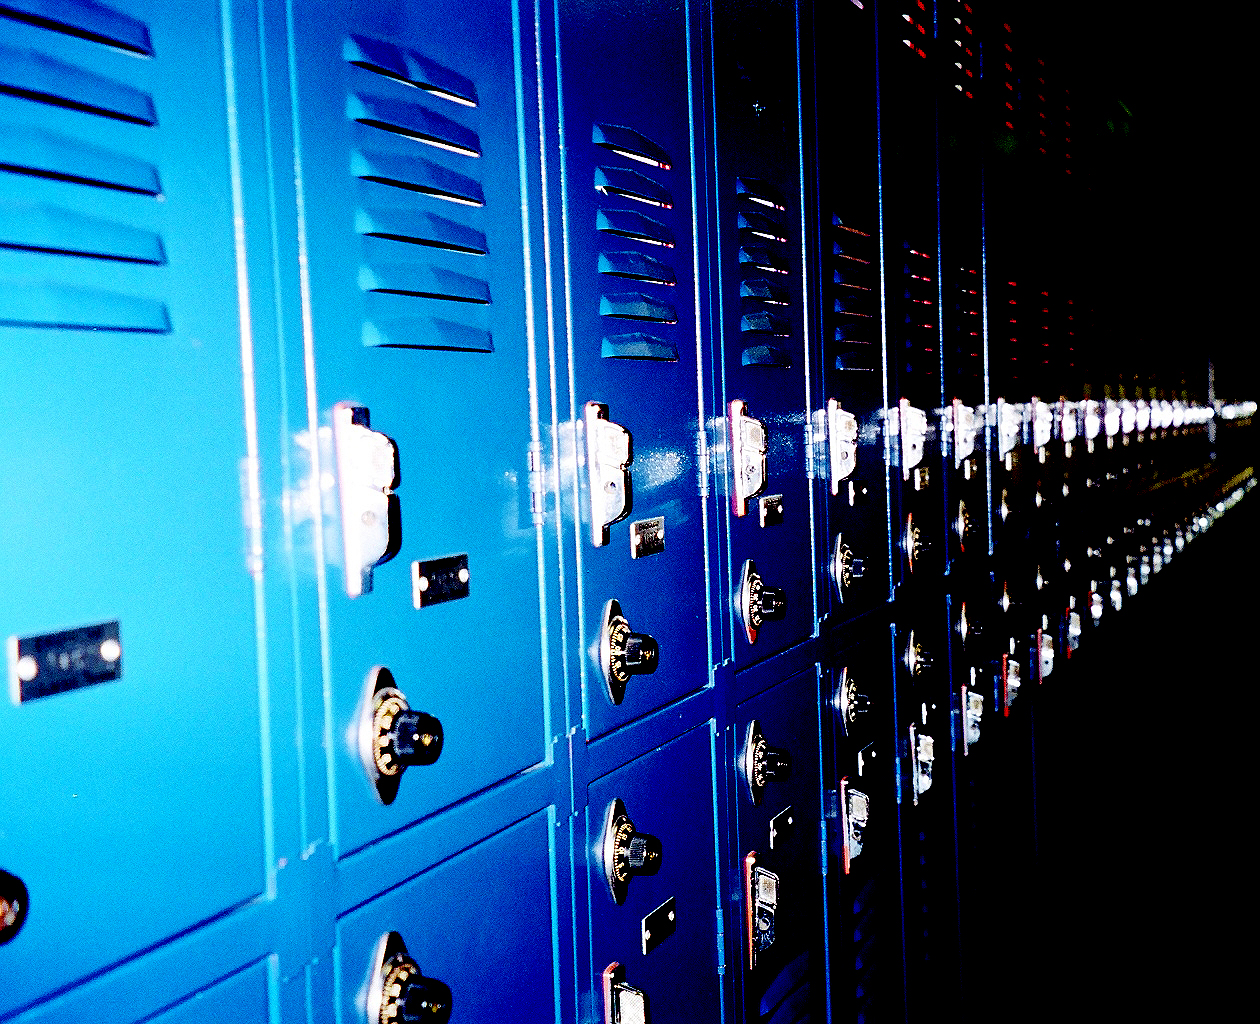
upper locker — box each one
[553,0,712,739]
[277,0,554,856]
[711,0,817,673]
[0,0,271,1014]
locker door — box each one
[1,2,269,1013]
[712,0,817,667]
[585,726,721,1024]
[554,0,712,740]
[277,0,552,855]
[730,669,824,1024]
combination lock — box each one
[741,720,791,805]
[903,630,934,677]
[904,513,930,573]
[736,560,786,645]
[601,798,662,905]
[355,666,444,805]
[365,932,452,1024]
[832,666,871,737]
[830,535,865,603]
[599,599,659,705]
[0,869,28,945]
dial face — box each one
[372,690,409,777]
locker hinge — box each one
[696,428,710,498]
[715,907,726,975]
[527,441,545,526]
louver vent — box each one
[348,34,492,351]
[593,123,678,360]
[903,240,937,388]
[0,1,169,332]
[738,177,794,367]
[829,217,877,372]
[952,265,982,386]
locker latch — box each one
[585,402,633,547]
[830,535,864,602]
[601,798,662,905]
[332,403,400,598]
[1060,399,1079,451]
[603,963,649,1024]
[741,720,791,805]
[1082,399,1102,442]
[909,725,934,805]
[996,399,1021,461]
[1038,629,1055,681]
[1000,654,1021,715]
[1120,400,1137,435]
[355,666,444,806]
[598,599,659,705]
[838,778,869,874]
[832,666,870,737]
[736,560,786,645]
[888,399,927,480]
[743,852,779,970]
[951,398,978,469]
[1104,399,1122,438]
[961,680,983,753]
[365,931,452,1024]
[826,398,858,493]
[1032,399,1054,451]
[1136,400,1152,432]
[729,399,768,516]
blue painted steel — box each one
[552,0,714,741]
[275,0,555,858]
[709,0,818,667]
[0,2,272,1015]
[585,724,722,1024]
[147,961,273,1024]
[335,811,558,1024]
[730,669,824,1023]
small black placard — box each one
[9,620,122,704]
[412,554,470,609]
[641,896,676,954]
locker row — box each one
[2,0,1253,1022]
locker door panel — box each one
[280,0,551,856]
[144,961,271,1024]
[713,0,816,666]
[336,811,556,1024]
[585,726,721,1024]
[555,0,712,739]
[0,4,266,1013]
[731,669,823,1021]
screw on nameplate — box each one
[8,621,122,704]
[412,554,470,609]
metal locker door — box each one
[585,726,721,1024]
[730,669,824,1024]
[1,2,270,1013]
[336,812,556,1024]
[277,0,552,855]
[712,0,817,668]
[553,0,712,740]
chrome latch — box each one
[1032,398,1053,451]
[736,559,786,645]
[1104,399,1121,438]
[1001,653,1021,715]
[909,725,934,805]
[827,398,858,493]
[729,399,768,517]
[888,399,927,480]
[585,401,633,547]
[996,399,1021,461]
[744,852,779,970]
[839,777,869,873]
[598,599,659,705]
[603,963,649,1024]
[332,402,400,598]
[951,398,978,468]
[962,680,983,753]
[1083,399,1101,442]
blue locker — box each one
[273,0,555,857]
[710,0,818,667]
[1,1,274,1014]
[336,812,557,1024]
[584,725,721,1024]
[552,0,714,740]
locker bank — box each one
[2,1,1252,1022]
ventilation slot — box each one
[356,207,486,254]
[598,250,675,286]
[0,46,156,124]
[0,0,153,55]
[741,279,789,305]
[739,245,788,275]
[348,93,480,157]
[599,292,677,324]
[344,34,477,107]
[592,123,671,169]
[601,333,678,361]
[353,149,484,206]
[0,281,169,332]
[595,165,672,208]
[736,177,786,211]
[360,264,489,304]
[596,209,674,248]
[738,209,787,242]
[736,175,794,367]
[2,125,161,195]
[0,202,164,263]
[363,316,492,352]
[830,216,879,375]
